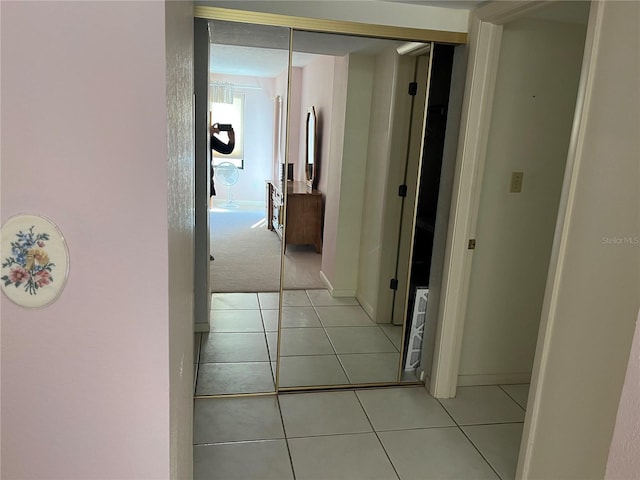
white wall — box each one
[319,56,348,288]
[458,17,587,384]
[288,67,303,181]
[357,48,400,316]
[1,1,193,477]
[521,1,640,477]
[275,66,294,181]
[320,55,375,295]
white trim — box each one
[319,270,333,292]
[357,295,376,321]
[330,289,357,297]
[429,16,503,399]
[427,0,601,477]
[457,373,531,387]
[474,0,550,25]
[516,2,604,478]
[318,270,357,298]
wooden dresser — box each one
[267,181,323,253]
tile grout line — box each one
[277,395,298,480]
[353,390,402,480]
[259,306,278,386]
[197,304,275,395]
[458,426,504,480]
[311,299,401,385]
[280,423,463,440]
[194,433,287,447]
[378,323,402,352]
[455,420,525,427]
[194,333,204,395]
[497,384,527,411]
[320,320,353,384]
[435,397,503,480]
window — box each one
[211,92,244,169]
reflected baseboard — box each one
[319,270,356,298]
[194,322,210,333]
[357,295,375,321]
[319,270,332,292]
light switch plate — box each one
[510,171,524,193]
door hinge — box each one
[390,278,399,290]
[408,81,418,96]
[398,184,408,197]
[468,239,476,250]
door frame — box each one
[429,0,604,475]
[429,0,599,398]
[194,17,212,332]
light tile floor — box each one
[193,384,529,480]
[196,289,413,394]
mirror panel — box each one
[277,29,432,389]
[200,20,291,396]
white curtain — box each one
[211,81,234,104]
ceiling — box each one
[381,0,486,9]
[207,0,485,77]
[209,24,406,77]
[208,0,589,77]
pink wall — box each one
[1,2,192,477]
[288,67,303,181]
[606,310,640,479]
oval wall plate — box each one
[1,214,69,308]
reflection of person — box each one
[210,123,235,196]
[210,123,236,261]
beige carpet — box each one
[209,207,324,293]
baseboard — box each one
[319,271,357,297]
[457,372,531,386]
[357,295,375,321]
[422,373,431,391]
[194,322,210,333]
[331,288,357,297]
[319,271,335,293]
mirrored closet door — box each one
[195,7,465,396]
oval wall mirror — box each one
[305,106,316,190]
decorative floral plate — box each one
[1,214,69,308]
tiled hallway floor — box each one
[195,290,411,394]
[193,384,529,480]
